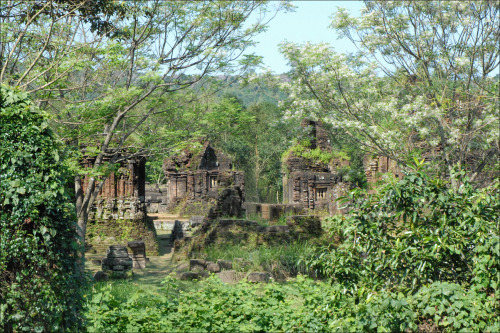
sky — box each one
[248,1,365,74]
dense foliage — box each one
[307,166,499,292]
[86,274,498,332]
[0,86,85,332]
[85,169,499,332]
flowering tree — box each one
[279,1,499,184]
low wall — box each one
[243,202,305,222]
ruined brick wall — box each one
[301,119,331,151]
[285,171,347,211]
[81,153,145,199]
[364,155,402,184]
[282,120,350,213]
[81,150,158,254]
[162,142,245,215]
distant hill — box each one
[208,74,290,107]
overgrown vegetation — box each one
[2,0,498,331]
[83,168,499,332]
[202,242,314,278]
[282,139,350,166]
[308,165,499,290]
[0,86,85,332]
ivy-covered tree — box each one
[0,86,84,332]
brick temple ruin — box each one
[157,142,245,216]
[80,151,146,200]
[81,149,158,255]
[80,126,408,256]
[281,120,351,214]
[364,155,402,184]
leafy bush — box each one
[0,86,84,332]
[306,168,499,293]
[85,274,347,332]
[85,274,499,332]
[411,282,497,332]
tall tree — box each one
[1,0,289,245]
[278,0,499,185]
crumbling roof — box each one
[163,141,232,173]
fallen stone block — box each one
[178,271,207,281]
[217,270,245,284]
[190,259,207,272]
[207,262,221,273]
[176,262,190,272]
[247,272,270,283]
[217,259,233,270]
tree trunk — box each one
[74,176,86,243]
[255,142,260,203]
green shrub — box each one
[305,168,500,293]
[0,86,84,332]
[85,272,499,332]
[85,274,341,332]
[411,281,498,332]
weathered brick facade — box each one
[282,120,350,214]
[161,142,245,216]
[81,149,158,255]
[364,155,402,184]
[81,152,146,199]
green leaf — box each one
[40,226,48,235]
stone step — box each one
[150,219,189,224]
[152,219,190,231]
[148,213,188,220]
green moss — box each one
[181,201,214,216]
[86,217,159,255]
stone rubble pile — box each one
[176,258,270,284]
[101,245,133,278]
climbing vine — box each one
[0,86,85,332]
